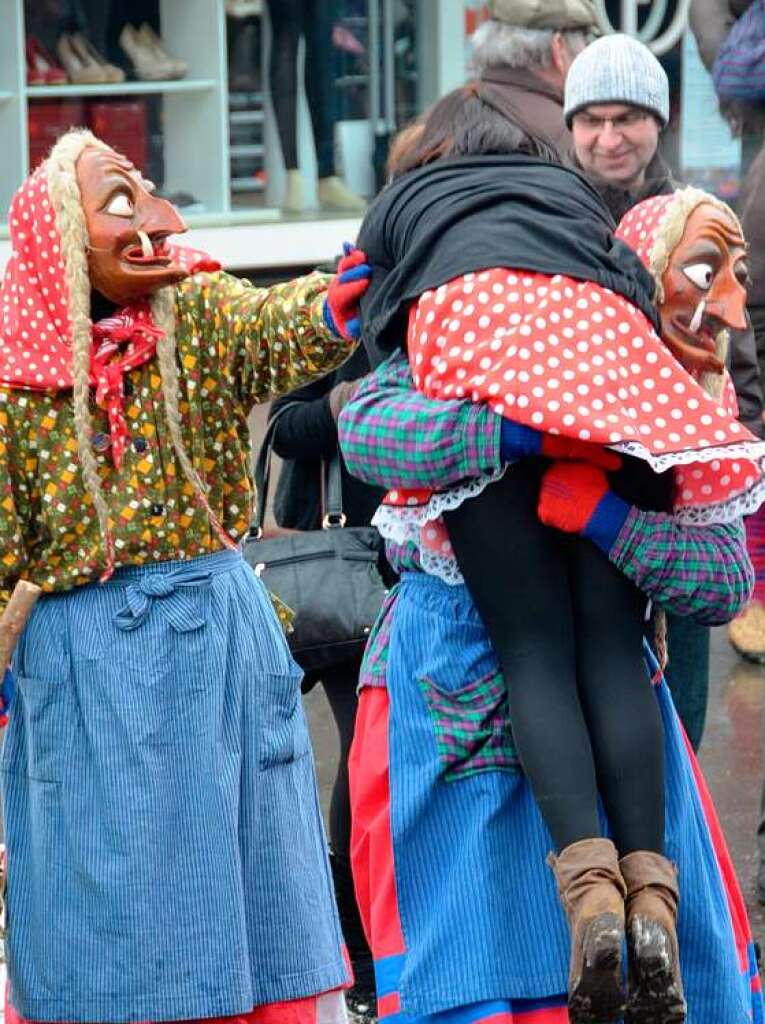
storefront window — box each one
[227,1,421,214]
[1,0,429,229]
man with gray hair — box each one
[471,0,598,157]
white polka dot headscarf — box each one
[0,160,84,390]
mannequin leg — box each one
[266,0,303,210]
[304,0,366,210]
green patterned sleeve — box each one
[0,394,31,607]
[178,270,355,408]
[610,508,754,624]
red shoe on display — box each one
[26,37,67,85]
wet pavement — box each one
[702,625,765,948]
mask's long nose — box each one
[706,272,748,332]
[139,195,188,237]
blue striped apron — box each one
[1,549,348,1023]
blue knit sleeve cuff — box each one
[583,490,631,554]
[499,418,540,461]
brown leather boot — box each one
[548,838,627,1023]
[620,851,686,1024]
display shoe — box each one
[728,600,765,663]
[138,24,188,79]
[118,24,175,81]
[548,838,627,1024]
[71,33,125,83]
[26,36,67,85]
[620,851,686,1024]
[282,170,305,213]
[56,33,112,85]
[318,175,367,212]
[226,0,263,16]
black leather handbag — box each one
[244,404,388,674]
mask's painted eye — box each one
[682,262,714,291]
[104,192,134,217]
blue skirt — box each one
[2,550,348,1023]
[357,571,762,1022]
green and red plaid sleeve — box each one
[611,508,753,625]
[338,350,502,489]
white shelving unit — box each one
[0,0,230,227]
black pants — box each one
[444,460,666,855]
[266,0,336,178]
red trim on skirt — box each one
[4,989,339,1024]
[348,686,406,960]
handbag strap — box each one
[323,449,346,528]
[251,402,346,537]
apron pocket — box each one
[418,669,521,781]
[258,669,310,769]
[1,675,71,783]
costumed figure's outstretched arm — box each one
[176,247,368,409]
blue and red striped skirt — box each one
[349,571,762,1024]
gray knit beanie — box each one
[564,33,669,127]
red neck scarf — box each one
[90,304,165,468]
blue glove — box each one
[500,419,622,471]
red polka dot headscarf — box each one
[0,139,218,392]
[0,163,75,389]
[615,187,744,303]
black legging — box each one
[266,0,336,178]
[444,459,666,855]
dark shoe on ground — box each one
[346,985,377,1022]
[549,838,627,1023]
[620,850,686,1024]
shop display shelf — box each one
[229,109,264,126]
[231,176,266,193]
[26,79,218,99]
[230,142,264,159]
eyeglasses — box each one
[573,110,651,133]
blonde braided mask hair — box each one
[45,129,229,572]
[648,186,744,401]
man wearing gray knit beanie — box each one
[564,33,670,194]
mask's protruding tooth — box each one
[137,230,154,259]
[689,299,706,335]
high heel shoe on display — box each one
[119,24,175,82]
[26,36,67,86]
[317,175,367,212]
[70,33,125,83]
[138,24,188,79]
[282,170,304,213]
[56,33,112,85]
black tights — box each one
[444,460,666,855]
[266,0,336,178]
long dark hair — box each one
[387,80,561,179]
